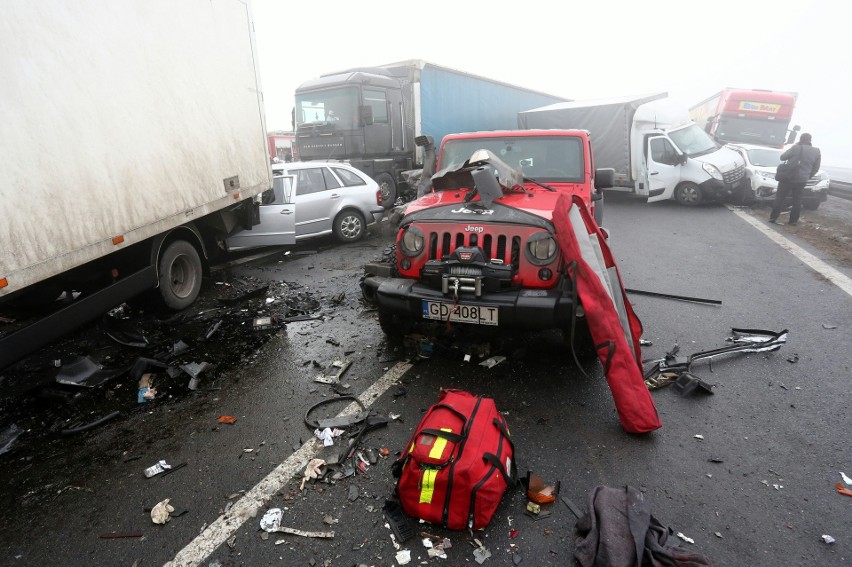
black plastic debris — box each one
[787,354,799,363]
[201,320,223,341]
[561,496,585,519]
[672,373,714,396]
[383,500,415,543]
[180,361,210,379]
[171,340,190,356]
[101,314,149,348]
[0,423,23,455]
[55,357,125,388]
[216,285,270,306]
[348,484,359,502]
[61,410,120,435]
[625,287,722,306]
[129,357,169,382]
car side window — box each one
[332,167,366,187]
[322,167,341,189]
[295,168,327,195]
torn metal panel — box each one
[314,360,351,384]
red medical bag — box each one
[392,389,516,530]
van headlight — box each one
[702,163,723,181]
[400,225,425,256]
[525,233,558,265]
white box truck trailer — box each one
[519,94,747,206]
[0,0,271,370]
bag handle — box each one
[483,452,518,487]
[418,428,464,443]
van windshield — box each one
[668,124,719,157]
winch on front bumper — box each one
[361,246,577,331]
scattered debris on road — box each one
[143,460,172,478]
[150,498,175,524]
[644,328,788,395]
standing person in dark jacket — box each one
[769,133,821,225]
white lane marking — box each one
[729,206,852,297]
[165,361,413,567]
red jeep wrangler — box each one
[361,129,613,346]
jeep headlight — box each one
[525,232,558,265]
[702,162,723,181]
[400,225,425,256]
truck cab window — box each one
[650,137,679,166]
[364,89,388,123]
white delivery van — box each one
[519,94,747,205]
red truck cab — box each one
[361,129,612,342]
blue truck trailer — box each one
[293,59,568,206]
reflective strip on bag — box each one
[419,468,438,504]
[428,427,453,460]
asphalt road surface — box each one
[0,193,850,566]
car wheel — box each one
[158,240,203,310]
[333,209,366,243]
[675,182,703,206]
[375,173,397,209]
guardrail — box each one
[829,180,852,201]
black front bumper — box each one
[700,178,744,201]
[362,276,576,330]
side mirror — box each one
[786,130,798,145]
[679,152,688,166]
[360,105,374,126]
[594,168,615,190]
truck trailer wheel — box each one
[375,173,397,209]
[333,210,366,242]
[158,240,202,310]
[675,183,703,206]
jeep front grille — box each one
[428,231,522,266]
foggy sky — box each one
[252,0,850,167]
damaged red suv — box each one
[361,129,613,348]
